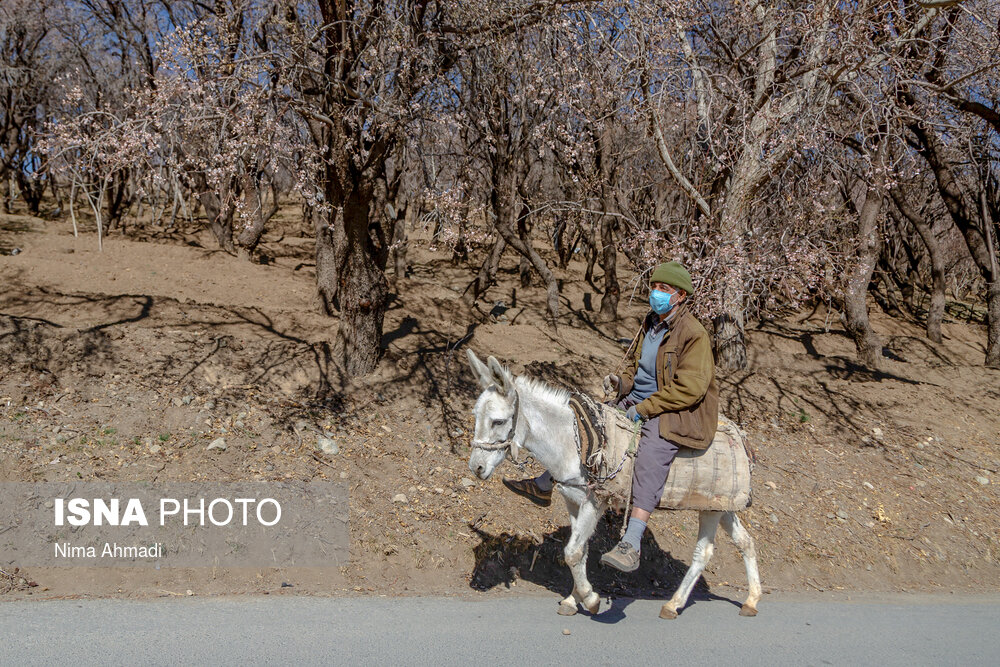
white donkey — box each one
[466,350,762,618]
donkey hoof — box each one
[558,600,578,616]
[583,593,600,615]
[659,605,678,619]
[739,604,758,617]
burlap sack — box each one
[587,407,752,512]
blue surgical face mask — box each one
[649,289,674,315]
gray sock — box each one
[622,517,647,553]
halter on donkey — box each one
[466,350,762,619]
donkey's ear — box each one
[467,349,494,389]
[486,356,515,396]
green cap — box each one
[649,261,694,294]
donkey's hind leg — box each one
[557,492,602,616]
[660,510,722,619]
[721,511,762,616]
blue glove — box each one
[625,405,643,423]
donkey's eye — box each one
[491,418,507,427]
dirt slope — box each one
[2,212,998,601]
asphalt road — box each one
[3,593,999,665]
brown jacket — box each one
[617,305,719,449]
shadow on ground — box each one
[468,508,742,620]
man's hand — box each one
[602,374,621,396]
[625,405,643,423]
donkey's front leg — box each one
[557,488,602,616]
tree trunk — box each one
[337,190,387,375]
[596,128,619,321]
[927,261,947,345]
[598,215,619,321]
[103,171,128,231]
[714,275,748,370]
[315,207,345,315]
[315,189,388,376]
[199,188,236,253]
[883,211,920,315]
[15,170,44,215]
[465,236,506,305]
[208,203,235,253]
[493,203,559,322]
[713,206,749,370]
[49,176,64,217]
[583,231,598,288]
[369,176,395,271]
[1,173,10,213]
[69,178,79,236]
[486,156,559,321]
[553,216,570,268]
[517,200,532,288]
[390,204,409,289]
[518,256,532,287]
[873,256,904,319]
[451,199,469,264]
[981,194,1000,369]
[842,170,885,369]
[235,179,279,261]
[890,188,946,343]
[709,125,770,370]
[910,121,999,367]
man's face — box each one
[651,281,686,305]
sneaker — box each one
[600,541,640,573]
[502,477,553,507]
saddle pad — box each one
[581,405,752,512]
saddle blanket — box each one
[569,394,752,512]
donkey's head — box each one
[466,349,519,480]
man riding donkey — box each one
[502,260,719,572]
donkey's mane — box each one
[514,374,571,407]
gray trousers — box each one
[618,397,680,513]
